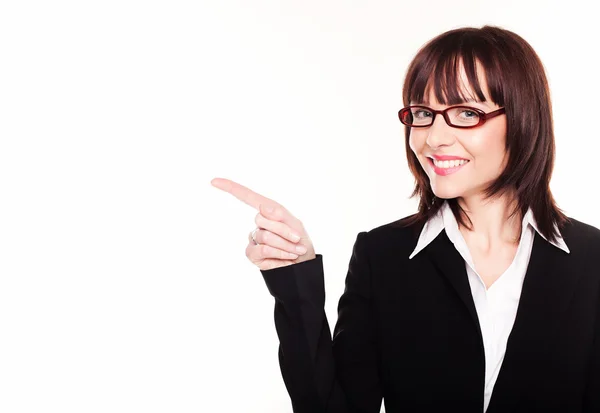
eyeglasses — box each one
[398,105,506,129]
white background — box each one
[0,0,597,412]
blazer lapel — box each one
[486,231,578,413]
[425,229,483,337]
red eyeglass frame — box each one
[398,105,506,129]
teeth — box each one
[432,159,468,168]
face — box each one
[408,64,508,201]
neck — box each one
[456,191,522,250]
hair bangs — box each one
[404,33,505,108]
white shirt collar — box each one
[408,201,570,259]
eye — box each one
[412,108,433,119]
[458,109,479,119]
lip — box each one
[430,154,469,161]
[427,157,469,176]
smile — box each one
[427,157,470,176]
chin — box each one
[431,185,465,200]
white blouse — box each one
[408,201,570,412]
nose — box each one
[425,113,455,149]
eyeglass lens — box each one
[402,106,481,127]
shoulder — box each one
[561,216,600,254]
[359,213,426,256]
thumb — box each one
[259,203,275,217]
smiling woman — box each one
[399,26,564,241]
[212,24,600,413]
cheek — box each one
[408,132,416,153]
[465,130,507,172]
[408,130,425,155]
[408,132,430,172]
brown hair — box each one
[400,25,568,242]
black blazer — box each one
[260,215,600,413]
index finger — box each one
[210,177,277,211]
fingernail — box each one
[290,233,301,242]
[296,245,307,254]
[264,205,273,213]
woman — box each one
[211,25,600,412]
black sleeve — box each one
[583,279,600,411]
[261,231,383,413]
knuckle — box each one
[274,207,287,220]
[278,222,291,236]
[246,244,257,261]
[260,244,269,257]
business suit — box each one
[260,214,600,412]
